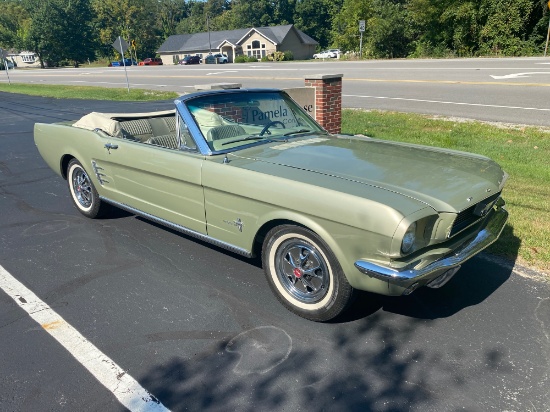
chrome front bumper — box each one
[354,203,508,292]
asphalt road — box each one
[0,94,549,411]
[4,57,550,126]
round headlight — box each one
[401,222,417,254]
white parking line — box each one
[344,94,550,112]
[0,265,170,412]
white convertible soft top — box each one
[72,110,176,137]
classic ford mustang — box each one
[34,89,508,321]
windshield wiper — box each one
[283,129,312,136]
[221,136,273,146]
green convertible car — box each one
[34,89,508,321]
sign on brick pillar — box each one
[304,74,343,134]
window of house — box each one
[21,54,36,63]
[249,40,265,58]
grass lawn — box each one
[0,83,178,101]
[343,109,550,274]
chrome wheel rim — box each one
[71,167,93,208]
[275,239,330,304]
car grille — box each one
[450,192,501,237]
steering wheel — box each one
[259,121,286,136]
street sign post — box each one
[111,36,129,55]
[0,48,11,85]
[130,39,138,63]
[111,36,130,93]
[359,20,365,59]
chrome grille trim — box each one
[450,192,501,237]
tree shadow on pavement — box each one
[135,231,523,411]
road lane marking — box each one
[490,72,550,80]
[206,70,238,75]
[0,264,170,412]
[344,94,550,112]
[7,72,550,88]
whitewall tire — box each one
[262,225,354,321]
[67,159,109,218]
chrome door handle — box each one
[104,143,118,153]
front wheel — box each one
[67,159,109,218]
[262,225,354,321]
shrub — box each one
[268,51,285,61]
[283,50,294,61]
[234,55,248,63]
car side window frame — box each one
[176,113,198,152]
[175,101,212,155]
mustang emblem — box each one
[224,218,244,232]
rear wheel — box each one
[67,159,109,218]
[262,225,354,321]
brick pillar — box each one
[304,74,343,134]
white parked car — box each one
[313,49,341,59]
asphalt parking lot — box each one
[0,92,549,411]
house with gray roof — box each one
[157,24,318,64]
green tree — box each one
[478,0,534,55]
[24,0,66,67]
[440,1,480,56]
[62,0,97,66]
[406,0,450,57]
[92,0,158,59]
[222,0,296,29]
[0,1,32,50]
[365,0,409,58]
[272,0,296,25]
[19,0,96,67]
[294,0,340,49]
[331,0,373,53]
[528,1,550,51]
[175,0,206,34]
[157,0,190,39]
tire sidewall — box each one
[67,160,99,217]
[263,226,350,321]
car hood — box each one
[230,136,507,213]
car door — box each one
[93,134,206,234]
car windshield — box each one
[185,91,326,152]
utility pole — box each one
[207,15,212,54]
[359,20,365,59]
[0,48,12,85]
[545,1,550,56]
[111,36,130,93]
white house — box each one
[9,51,41,68]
